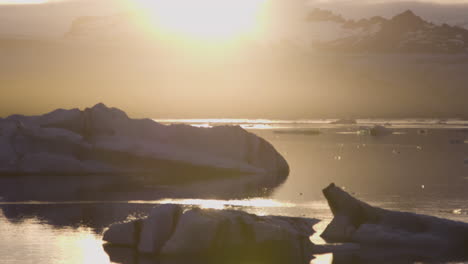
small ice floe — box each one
[334,156,342,161]
[416,146,423,150]
[321,183,468,259]
[452,209,462,215]
[356,144,367,149]
[417,129,429,135]
[331,118,357,125]
[358,125,392,137]
[421,184,425,189]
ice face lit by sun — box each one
[131,0,267,40]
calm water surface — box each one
[1,119,467,264]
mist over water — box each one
[0,119,467,264]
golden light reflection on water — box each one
[57,228,110,264]
[0,216,110,264]
[154,118,281,129]
[133,198,294,211]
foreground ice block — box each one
[103,205,318,263]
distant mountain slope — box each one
[66,9,468,54]
[65,13,144,41]
[307,9,468,53]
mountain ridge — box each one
[307,8,468,53]
[65,8,468,53]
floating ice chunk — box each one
[331,119,357,125]
[104,205,318,262]
[321,183,468,256]
[453,209,462,215]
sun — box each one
[129,0,267,41]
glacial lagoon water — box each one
[0,119,467,264]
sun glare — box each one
[130,0,267,40]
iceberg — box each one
[103,204,318,263]
[320,183,468,258]
[0,103,289,179]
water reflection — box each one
[0,199,302,231]
[0,212,110,264]
[154,198,293,211]
[0,203,154,231]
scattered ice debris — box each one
[417,129,429,135]
[273,130,321,136]
[416,146,423,150]
[331,119,357,125]
[368,125,392,136]
[392,149,401,155]
[334,156,342,161]
[357,125,392,137]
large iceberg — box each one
[103,204,318,263]
[0,103,288,179]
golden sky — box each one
[0,0,49,4]
[0,0,467,118]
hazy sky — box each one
[2,0,468,37]
[1,0,468,119]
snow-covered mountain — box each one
[306,9,468,53]
[65,8,468,53]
